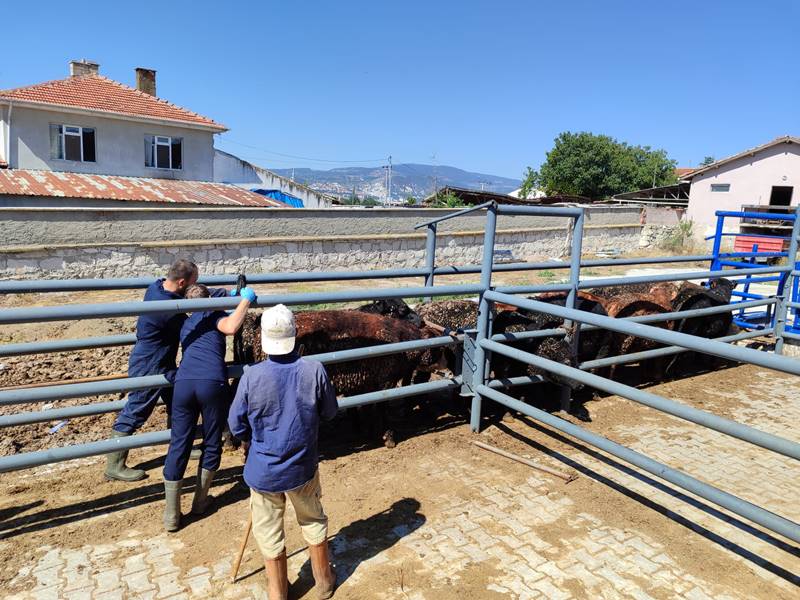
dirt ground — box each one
[0,364,798,599]
[4,260,797,598]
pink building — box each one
[685,136,800,238]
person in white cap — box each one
[228,304,338,600]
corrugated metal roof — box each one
[0,75,226,131]
[0,170,286,207]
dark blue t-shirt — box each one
[176,310,229,382]
[128,279,185,377]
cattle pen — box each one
[0,203,798,567]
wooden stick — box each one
[231,514,252,583]
[472,440,576,482]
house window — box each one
[49,124,96,162]
[710,183,730,192]
[145,135,182,170]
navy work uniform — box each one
[163,306,231,483]
[113,279,186,433]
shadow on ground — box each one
[237,497,425,597]
[496,418,800,587]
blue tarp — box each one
[251,189,304,208]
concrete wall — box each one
[0,205,682,280]
[213,150,333,208]
[0,205,641,246]
[2,106,216,181]
[686,142,800,237]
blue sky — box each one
[3,1,798,179]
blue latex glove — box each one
[239,287,257,302]
[229,288,239,297]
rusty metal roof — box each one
[0,170,286,207]
[0,75,226,131]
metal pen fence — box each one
[0,202,798,545]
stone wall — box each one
[0,206,684,279]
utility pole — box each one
[388,155,393,205]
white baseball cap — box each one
[261,304,296,355]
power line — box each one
[217,138,387,164]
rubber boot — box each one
[104,431,146,482]
[163,480,182,532]
[309,540,336,599]
[264,551,288,600]
[190,467,216,515]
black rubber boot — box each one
[104,431,146,482]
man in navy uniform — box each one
[105,259,199,482]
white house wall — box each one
[213,149,332,208]
[7,106,215,181]
[686,142,800,237]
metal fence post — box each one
[470,202,498,432]
[774,207,800,355]
[710,213,725,271]
[424,223,437,302]
[560,209,585,411]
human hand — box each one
[229,288,239,297]
[240,287,257,303]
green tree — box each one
[700,156,716,166]
[520,132,678,200]
[430,191,467,208]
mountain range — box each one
[270,164,521,200]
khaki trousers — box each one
[250,470,329,559]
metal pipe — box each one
[0,334,137,358]
[561,208,585,410]
[424,224,437,302]
[578,329,772,370]
[490,328,567,342]
[0,378,460,473]
[0,268,434,294]
[413,201,493,229]
[0,254,718,295]
[0,374,170,406]
[481,338,800,460]
[0,430,178,473]
[774,208,800,354]
[0,284,484,325]
[0,399,129,427]
[484,291,800,376]
[470,203,498,432]
[337,378,459,409]
[476,384,800,544]
[306,335,457,366]
[715,210,796,221]
[495,205,583,217]
[576,266,790,290]
[494,283,574,295]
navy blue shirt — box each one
[128,279,185,377]
[176,310,229,382]
[228,354,338,493]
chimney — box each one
[135,67,157,96]
[69,59,100,77]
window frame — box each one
[710,183,730,192]
[145,135,183,170]
[50,124,96,163]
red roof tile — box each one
[0,75,226,131]
[0,170,285,207]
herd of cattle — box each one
[232,279,736,447]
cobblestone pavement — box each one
[2,367,798,599]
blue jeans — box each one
[163,379,230,481]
